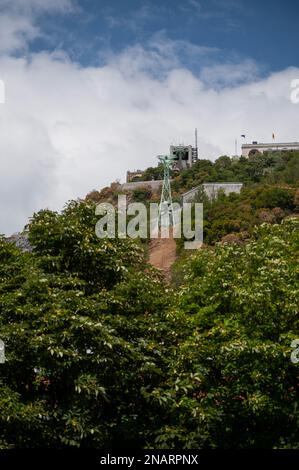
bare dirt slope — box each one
[148,233,177,282]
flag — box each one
[272,133,275,140]
[241,134,245,138]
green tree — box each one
[0,200,170,448]
[254,187,295,210]
[148,219,299,448]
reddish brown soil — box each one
[148,232,177,282]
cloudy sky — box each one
[0,0,298,234]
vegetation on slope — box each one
[0,200,298,448]
[150,219,299,448]
[0,152,298,449]
[172,151,299,246]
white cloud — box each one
[0,0,75,14]
[0,14,39,53]
[0,40,298,235]
[0,0,76,54]
[200,59,260,87]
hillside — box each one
[86,151,299,278]
[1,152,298,447]
[1,198,298,449]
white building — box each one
[241,141,299,157]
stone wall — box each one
[182,182,243,202]
[119,180,164,192]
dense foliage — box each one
[150,219,299,448]
[171,152,299,245]
[172,151,299,192]
[0,201,170,448]
[197,185,296,245]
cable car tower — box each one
[157,154,176,227]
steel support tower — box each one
[157,154,176,227]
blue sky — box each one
[0,0,299,234]
[32,0,298,73]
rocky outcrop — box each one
[5,232,32,252]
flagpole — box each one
[272,132,278,151]
[240,135,246,157]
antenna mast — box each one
[192,128,198,163]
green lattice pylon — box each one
[157,154,176,227]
